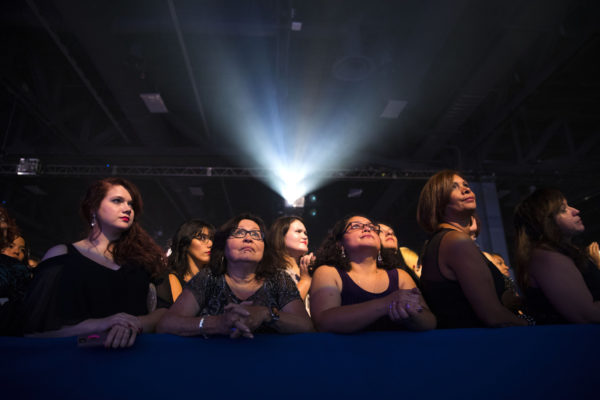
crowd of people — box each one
[1,170,598,347]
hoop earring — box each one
[377,251,382,263]
[90,214,97,227]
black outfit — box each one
[21,244,171,334]
[420,229,505,329]
[186,268,301,333]
[0,254,32,335]
[335,266,401,331]
[525,259,600,325]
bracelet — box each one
[198,317,209,338]
[518,313,536,326]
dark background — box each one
[1,0,599,261]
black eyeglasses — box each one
[229,228,264,241]
[192,233,213,243]
[344,222,381,234]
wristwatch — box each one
[268,306,280,325]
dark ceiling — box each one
[1,0,599,260]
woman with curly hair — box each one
[309,214,435,333]
[167,219,214,301]
[22,177,171,347]
[514,188,600,324]
[157,213,313,338]
[417,170,527,328]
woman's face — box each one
[341,216,381,254]
[187,227,213,266]
[445,175,476,218]
[284,219,308,258]
[96,185,135,233]
[2,236,26,261]
[225,219,265,265]
[554,199,584,238]
[378,224,398,249]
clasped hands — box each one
[387,288,424,322]
[91,313,142,348]
[220,302,271,339]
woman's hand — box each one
[299,253,315,278]
[587,242,600,268]
[387,288,423,322]
[90,313,142,334]
[104,324,137,348]
[229,302,272,337]
[221,303,253,339]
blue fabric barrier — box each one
[1,325,598,399]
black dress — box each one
[524,259,600,325]
[420,229,505,329]
[0,254,32,335]
[21,244,170,334]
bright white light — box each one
[207,39,387,204]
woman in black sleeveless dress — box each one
[514,188,600,324]
[417,170,527,329]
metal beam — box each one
[25,0,132,144]
[167,0,211,139]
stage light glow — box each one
[206,34,386,204]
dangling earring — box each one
[340,247,346,259]
[90,213,97,227]
[377,251,383,263]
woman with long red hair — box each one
[22,177,171,347]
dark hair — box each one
[417,169,465,233]
[167,219,215,280]
[314,214,383,273]
[207,213,284,279]
[0,206,20,250]
[514,188,585,287]
[81,177,166,279]
[268,215,306,269]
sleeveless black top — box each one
[524,259,600,325]
[420,229,505,329]
[335,266,400,331]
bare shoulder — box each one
[440,230,478,258]
[530,248,577,275]
[41,244,69,261]
[311,265,342,288]
[397,268,416,289]
[312,265,339,277]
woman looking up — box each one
[377,222,420,286]
[22,177,171,347]
[157,214,313,338]
[514,188,600,324]
[268,216,314,301]
[167,219,214,301]
[417,170,527,328]
[310,215,435,333]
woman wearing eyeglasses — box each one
[417,170,527,328]
[157,213,314,338]
[167,219,215,301]
[309,215,435,333]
